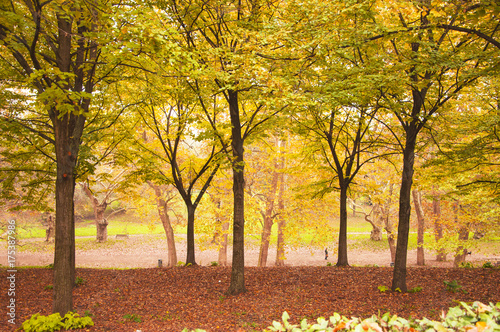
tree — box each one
[135,85,222,266]
[360,0,498,292]
[163,0,288,294]
[0,0,124,314]
[80,167,127,242]
[147,181,179,267]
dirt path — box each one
[3,234,499,269]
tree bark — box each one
[336,184,349,266]
[275,156,286,266]
[185,203,197,266]
[392,124,417,292]
[148,182,177,267]
[412,189,425,266]
[82,184,109,243]
[53,113,83,314]
[227,90,246,295]
[258,166,279,267]
[453,201,469,267]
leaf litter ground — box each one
[1,266,499,331]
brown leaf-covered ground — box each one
[1,266,499,332]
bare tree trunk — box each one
[275,154,286,267]
[392,123,417,293]
[258,165,279,267]
[432,193,447,261]
[218,221,229,266]
[82,183,109,243]
[336,185,349,266]
[148,182,177,267]
[453,201,469,267]
[45,215,55,242]
[412,189,425,266]
[227,90,246,295]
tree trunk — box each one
[53,112,83,315]
[148,182,177,267]
[392,124,417,292]
[387,230,397,263]
[45,215,55,242]
[162,212,177,268]
[185,203,197,266]
[227,90,246,295]
[95,205,108,243]
[258,167,279,267]
[258,213,273,267]
[82,184,109,243]
[454,227,469,267]
[275,158,286,266]
[412,189,425,266]
[453,201,469,267]
[336,184,349,266]
[218,221,229,266]
[432,194,447,261]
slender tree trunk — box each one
[218,221,229,266]
[392,124,417,292]
[148,182,177,267]
[412,189,425,266]
[227,90,246,295]
[453,201,469,267]
[258,213,273,267]
[158,203,177,267]
[432,193,447,261]
[186,203,197,266]
[45,215,55,242]
[337,184,349,266]
[258,167,279,267]
[162,212,177,267]
[275,159,286,266]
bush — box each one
[266,302,500,332]
[182,301,500,332]
[21,312,94,332]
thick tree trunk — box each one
[95,205,108,243]
[53,112,82,315]
[186,203,197,266]
[227,90,246,295]
[336,184,349,266]
[412,189,425,266]
[432,194,447,261]
[392,125,417,292]
[258,167,279,267]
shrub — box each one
[482,262,494,269]
[21,312,94,332]
[181,302,500,332]
[266,302,500,332]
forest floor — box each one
[1,235,500,331]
